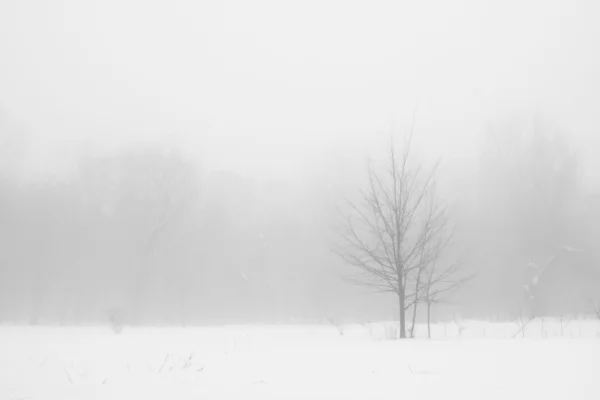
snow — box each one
[1,319,599,400]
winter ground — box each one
[1,319,599,400]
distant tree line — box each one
[0,112,599,329]
[0,140,340,325]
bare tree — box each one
[333,132,444,339]
[129,149,199,323]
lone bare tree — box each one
[333,133,447,338]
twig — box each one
[587,299,600,320]
[559,315,571,336]
[158,354,170,373]
[408,364,440,375]
[512,316,535,338]
[183,353,194,369]
[63,367,73,384]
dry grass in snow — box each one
[1,319,599,400]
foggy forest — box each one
[0,111,598,329]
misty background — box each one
[0,0,599,326]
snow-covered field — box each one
[1,319,599,400]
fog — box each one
[0,0,599,326]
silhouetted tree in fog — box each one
[123,149,200,324]
[333,133,461,338]
[75,148,201,325]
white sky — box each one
[0,0,599,183]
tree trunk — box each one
[427,301,432,339]
[409,298,418,338]
[398,291,406,339]
[410,270,423,338]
